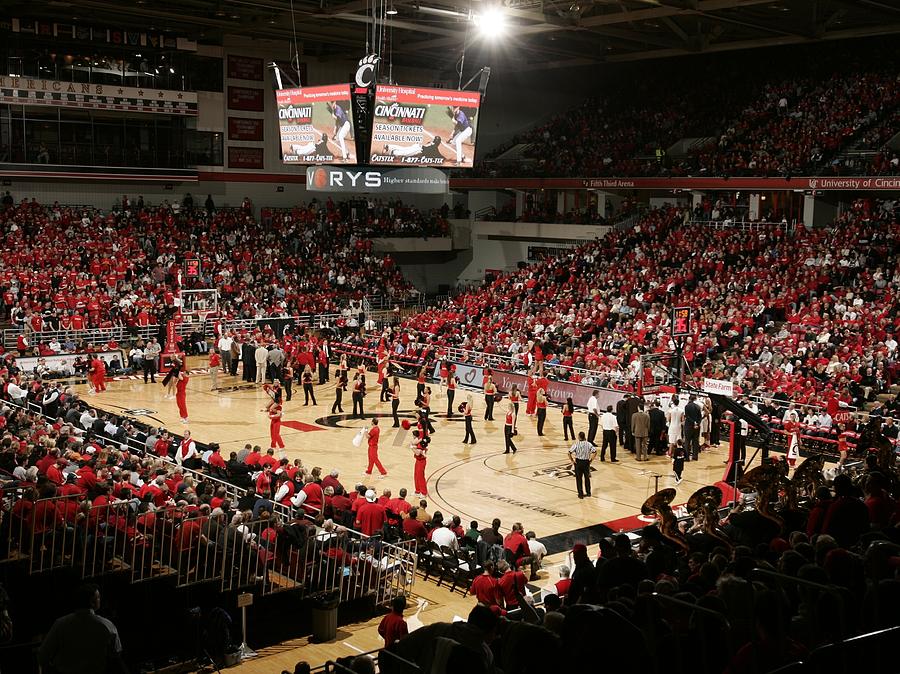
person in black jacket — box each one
[567,543,597,606]
[648,400,667,455]
[683,394,703,460]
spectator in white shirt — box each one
[526,531,547,565]
[430,522,459,551]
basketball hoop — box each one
[179,288,219,322]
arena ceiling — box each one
[14,0,900,73]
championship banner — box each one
[369,85,481,168]
[0,76,198,116]
[437,361,625,411]
[306,166,449,194]
[276,84,356,165]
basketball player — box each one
[382,136,445,160]
[448,106,473,165]
[327,101,352,161]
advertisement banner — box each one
[703,378,734,397]
[276,84,357,165]
[227,55,264,81]
[227,147,264,169]
[451,175,900,192]
[369,85,481,168]
[0,76,198,116]
[227,86,264,112]
[305,166,449,194]
[437,361,625,411]
[227,117,264,141]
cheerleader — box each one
[379,356,391,402]
[175,369,190,424]
[412,433,430,497]
[484,376,497,421]
[263,380,282,411]
[508,384,521,435]
[504,404,517,454]
[162,356,182,400]
[415,366,427,403]
[391,377,401,427]
[836,424,849,468]
[446,375,457,417]
[421,386,436,434]
[332,369,348,414]
[302,364,317,406]
[352,373,366,418]
[562,397,575,441]
[462,395,476,444]
[282,361,294,402]
[438,359,449,396]
[535,388,548,436]
[785,419,801,468]
[525,374,538,416]
[268,398,285,455]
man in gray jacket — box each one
[631,402,651,462]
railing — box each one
[443,346,635,389]
[692,218,797,233]
[4,309,402,351]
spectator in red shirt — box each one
[503,522,539,580]
[355,489,385,537]
[496,560,527,610]
[377,595,409,647]
[470,561,501,609]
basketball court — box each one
[84,360,731,548]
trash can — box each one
[310,591,340,643]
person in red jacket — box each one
[208,348,221,390]
[355,489,386,536]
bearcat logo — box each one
[374,103,426,121]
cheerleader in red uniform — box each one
[508,384,521,435]
[415,366,427,404]
[412,433,430,497]
[562,396,575,441]
[535,388,548,436]
[439,359,450,396]
[268,399,285,454]
[785,419,801,468]
[175,370,190,424]
[525,374,538,416]
[89,356,106,394]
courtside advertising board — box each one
[277,84,357,164]
[369,85,481,168]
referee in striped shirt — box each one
[568,432,597,499]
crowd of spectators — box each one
[398,200,900,418]
[381,462,900,674]
[479,40,899,180]
[0,195,415,335]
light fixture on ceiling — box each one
[214,5,227,17]
[473,6,506,36]
[386,5,398,14]
[268,15,278,24]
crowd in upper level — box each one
[480,39,900,180]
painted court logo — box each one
[123,408,157,416]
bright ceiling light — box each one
[386,6,398,14]
[474,6,506,36]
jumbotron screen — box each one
[369,85,481,168]
[276,84,357,164]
